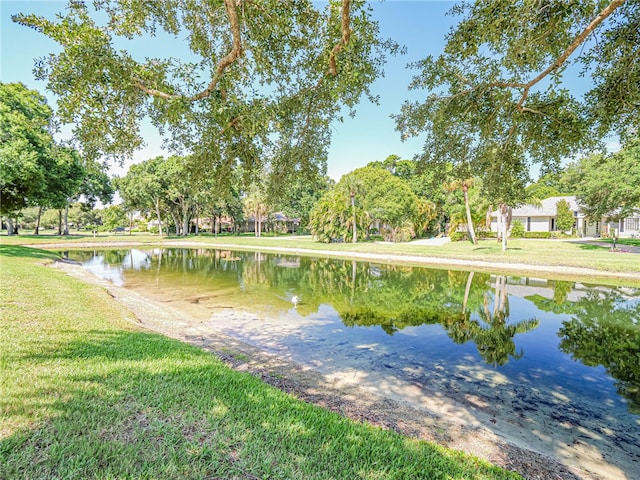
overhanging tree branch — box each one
[135,0,354,101]
[495,0,626,113]
[327,0,351,76]
[192,0,242,101]
[134,0,242,102]
[440,1,626,113]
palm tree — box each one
[339,174,363,243]
[243,186,267,237]
[447,178,479,245]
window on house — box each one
[625,217,639,231]
[527,217,531,232]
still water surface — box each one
[62,247,640,474]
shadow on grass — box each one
[0,245,60,261]
[1,328,520,480]
[2,233,94,240]
[578,243,607,251]
[472,247,522,251]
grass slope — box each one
[0,245,519,479]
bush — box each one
[524,231,551,239]
[450,232,468,242]
[510,221,525,238]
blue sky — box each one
[0,1,604,182]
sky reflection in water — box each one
[63,247,640,414]
[61,247,640,475]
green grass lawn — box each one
[0,245,519,479]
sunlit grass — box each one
[0,246,519,479]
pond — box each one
[61,247,640,477]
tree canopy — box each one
[13,0,398,186]
[564,139,640,220]
[0,82,55,217]
[395,0,638,207]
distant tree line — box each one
[1,82,112,235]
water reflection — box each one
[62,247,640,414]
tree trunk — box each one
[182,211,190,236]
[350,260,357,304]
[129,211,133,235]
[155,198,163,236]
[35,206,43,235]
[486,204,493,233]
[351,194,357,243]
[63,203,70,235]
[462,183,477,245]
[57,210,62,235]
[462,270,475,313]
[170,212,179,235]
[499,204,510,251]
[6,218,15,235]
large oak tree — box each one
[13,0,397,186]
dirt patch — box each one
[53,260,627,480]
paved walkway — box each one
[567,238,640,254]
[409,237,452,246]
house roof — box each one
[493,196,582,218]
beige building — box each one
[490,196,640,237]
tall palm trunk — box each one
[498,204,511,251]
[462,271,475,313]
[351,193,357,243]
[462,182,477,245]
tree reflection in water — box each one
[67,247,639,412]
[557,290,640,413]
[442,274,539,366]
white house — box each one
[490,196,640,237]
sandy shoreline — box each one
[51,260,640,480]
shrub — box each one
[450,232,467,242]
[524,231,551,239]
[510,221,525,238]
[556,199,575,233]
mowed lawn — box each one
[0,245,519,480]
